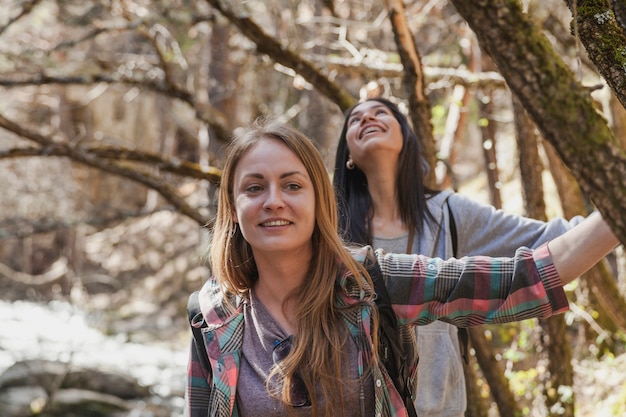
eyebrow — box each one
[242,171,305,179]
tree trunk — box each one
[478,89,502,209]
[384,0,438,187]
[462,352,489,417]
[514,93,576,417]
[449,0,626,245]
[469,327,520,417]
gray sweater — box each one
[373,190,584,417]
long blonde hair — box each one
[209,118,377,416]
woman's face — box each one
[344,101,404,170]
[231,138,316,260]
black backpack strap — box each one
[446,196,458,257]
[368,260,418,417]
[187,291,211,371]
[446,200,470,365]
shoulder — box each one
[427,189,482,214]
[338,245,376,302]
[427,189,454,207]
[197,277,244,328]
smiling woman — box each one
[185,118,619,417]
[231,137,316,279]
[331,97,609,417]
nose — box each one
[263,185,285,210]
[360,110,376,124]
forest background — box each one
[1,0,626,416]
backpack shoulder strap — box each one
[446,198,458,258]
[367,260,418,417]
[187,291,211,371]
[445,199,470,365]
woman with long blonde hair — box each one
[186,118,618,417]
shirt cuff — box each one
[533,243,569,314]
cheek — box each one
[345,127,359,147]
[232,196,251,225]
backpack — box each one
[186,260,418,417]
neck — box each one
[253,249,310,335]
[364,169,407,238]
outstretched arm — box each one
[547,212,619,285]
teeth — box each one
[263,220,290,227]
[361,127,379,137]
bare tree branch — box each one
[0,0,44,36]
[0,113,211,227]
[204,0,357,111]
[51,20,143,51]
[0,73,232,143]
[0,209,183,239]
[0,145,221,183]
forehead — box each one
[235,138,306,176]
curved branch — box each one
[0,257,68,286]
[316,55,507,90]
[204,0,357,111]
[0,74,231,144]
[0,113,211,227]
[0,145,221,183]
[0,209,183,239]
[0,0,44,36]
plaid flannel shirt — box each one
[185,243,567,417]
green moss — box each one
[575,1,612,20]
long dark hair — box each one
[333,97,438,245]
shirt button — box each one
[428,264,436,271]
[375,379,382,387]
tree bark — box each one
[449,0,626,245]
[478,89,502,209]
[564,0,626,109]
[544,141,626,333]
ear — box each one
[231,208,238,224]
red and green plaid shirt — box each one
[185,243,566,417]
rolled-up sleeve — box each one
[373,243,569,327]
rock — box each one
[0,385,47,417]
[0,359,155,416]
[45,388,130,416]
[0,359,151,399]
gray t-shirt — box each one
[237,290,375,417]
